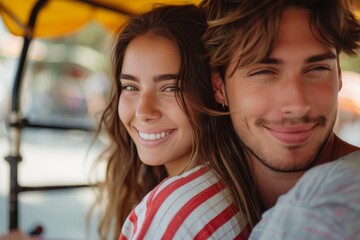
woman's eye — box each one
[163,86,180,92]
[122,85,137,91]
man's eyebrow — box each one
[305,51,337,63]
[259,58,282,65]
[257,51,337,65]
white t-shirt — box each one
[250,151,360,240]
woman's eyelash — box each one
[121,85,137,91]
[163,86,180,92]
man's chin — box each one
[259,155,316,173]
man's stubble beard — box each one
[234,113,337,173]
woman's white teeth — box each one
[139,131,167,140]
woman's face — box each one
[118,34,194,176]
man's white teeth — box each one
[139,131,167,140]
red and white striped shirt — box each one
[120,165,250,239]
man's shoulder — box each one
[333,134,360,159]
[289,150,360,204]
[335,150,360,167]
[249,151,360,240]
[310,150,360,178]
[250,150,360,240]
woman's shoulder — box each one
[151,165,221,199]
[122,165,244,239]
[146,165,230,217]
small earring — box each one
[222,101,226,110]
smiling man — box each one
[216,6,349,209]
[200,0,360,237]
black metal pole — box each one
[4,155,21,231]
[5,0,134,231]
[6,0,48,230]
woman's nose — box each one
[135,93,161,122]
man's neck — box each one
[249,133,337,211]
[251,159,304,210]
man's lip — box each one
[267,125,315,132]
[265,125,316,145]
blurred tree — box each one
[340,51,360,73]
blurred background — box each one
[0,0,359,239]
[0,19,111,239]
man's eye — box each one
[250,69,274,76]
[310,66,331,72]
[304,65,332,80]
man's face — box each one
[216,7,342,172]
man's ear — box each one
[337,61,342,91]
[211,71,226,105]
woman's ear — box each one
[211,71,226,104]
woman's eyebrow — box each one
[120,73,178,82]
[120,74,138,81]
[154,74,178,81]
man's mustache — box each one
[255,116,327,127]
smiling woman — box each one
[94,4,252,240]
[119,34,193,176]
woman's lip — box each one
[265,126,315,145]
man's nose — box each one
[280,76,311,117]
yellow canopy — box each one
[0,0,358,38]
[0,0,201,38]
